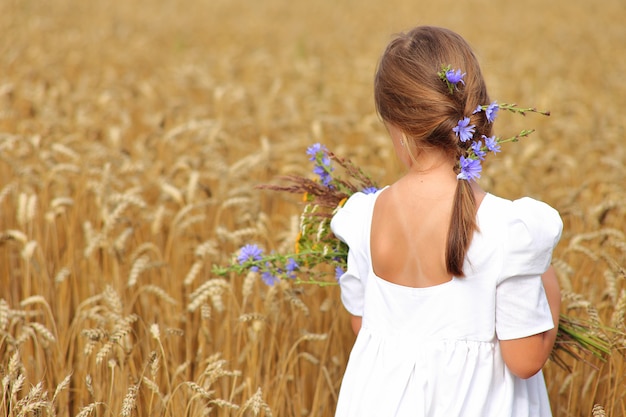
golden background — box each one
[1,0,625,415]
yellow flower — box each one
[294,231,302,253]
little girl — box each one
[330,26,562,417]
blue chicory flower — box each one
[313,165,332,186]
[261,271,278,286]
[306,143,326,161]
[285,258,299,279]
[485,101,499,123]
[457,156,482,181]
[483,135,501,154]
[334,266,345,281]
[307,143,334,186]
[445,69,466,86]
[237,244,263,265]
[452,117,476,143]
[471,140,486,161]
[361,186,378,195]
[472,105,482,114]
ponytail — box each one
[446,178,477,277]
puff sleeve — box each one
[495,197,563,340]
[330,192,375,316]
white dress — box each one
[330,189,563,417]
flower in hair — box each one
[438,65,465,94]
[485,101,499,123]
[453,117,475,142]
[457,156,482,181]
[483,135,501,154]
[473,101,500,123]
[446,69,465,85]
[471,140,486,160]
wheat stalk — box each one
[75,402,103,417]
[240,387,273,417]
[138,285,177,305]
[187,278,230,313]
[610,289,626,330]
[128,254,150,287]
[16,192,27,226]
[0,182,16,206]
[184,261,204,287]
[151,205,167,235]
[120,383,139,417]
[51,143,81,161]
[52,372,72,404]
[28,321,56,345]
[15,381,48,417]
[0,299,10,331]
[186,170,200,203]
[160,182,185,205]
[53,267,71,284]
[592,404,607,417]
[113,227,135,255]
[49,163,81,176]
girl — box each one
[330,26,562,417]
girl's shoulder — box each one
[482,193,562,233]
[330,188,386,246]
[480,194,563,281]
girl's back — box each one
[370,166,485,288]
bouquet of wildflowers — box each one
[213,143,378,287]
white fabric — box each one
[330,190,563,417]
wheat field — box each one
[1,0,625,415]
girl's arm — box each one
[351,315,362,335]
[499,266,561,379]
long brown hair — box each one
[374,26,492,277]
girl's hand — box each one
[351,315,362,335]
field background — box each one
[1,0,625,416]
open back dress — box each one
[330,189,563,417]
